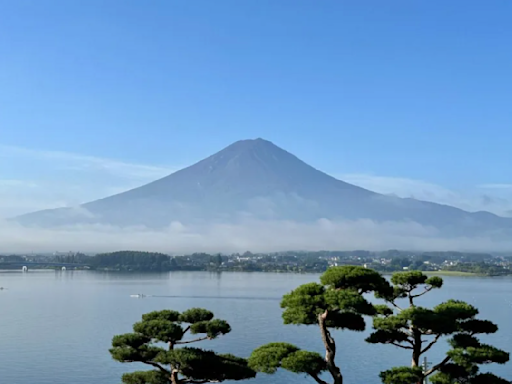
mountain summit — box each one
[15,139,512,235]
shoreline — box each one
[1,268,497,277]
[422,270,479,277]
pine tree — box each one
[248,266,390,384]
[367,271,510,384]
[110,308,256,384]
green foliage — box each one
[214,353,258,381]
[281,350,326,375]
[458,319,498,334]
[324,289,377,316]
[430,364,512,384]
[155,348,255,382]
[374,304,394,317]
[112,333,150,349]
[38,249,511,274]
[281,266,388,330]
[443,262,511,276]
[450,334,480,349]
[448,344,510,366]
[248,343,300,374]
[90,251,172,271]
[110,333,161,362]
[190,319,231,338]
[281,282,326,325]
[470,373,512,384]
[142,310,181,323]
[248,343,326,376]
[133,320,184,343]
[180,308,215,323]
[403,306,457,334]
[434,300,478,321]
[122,370,169,384]
[373,311,409,331]
[110,308,255,384]
[369,270,510,384]
[386,271,443,301]
[391,270,430,287]
[379,367,423,384]
[365,328,410,345]
[324,311,366,331]
[425,276,443,288]
[253,266,389,384]
[320,265,391,295]
[430,363,478,383]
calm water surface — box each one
[0,271,511,384]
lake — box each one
[0,271,511,384]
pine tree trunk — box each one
[411,328,422,384]
[169,342,178,384]
[170,370,179,384]
[318,311,343,384]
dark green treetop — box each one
[368,271,510,384]
[249,343,327,383]
[248,266,390,384]
[110,308,256,384]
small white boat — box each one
[130,294,145,298]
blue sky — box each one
[1,0,512,218]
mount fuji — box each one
[14,138,512,237]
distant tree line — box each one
[3,250,511,275]
[72,251,331,272]
[0,255,25,263]
[89,251,174,271]
[443,262,510,276]
[54,252,90,264]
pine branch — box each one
[310,372,329,384]
[390,342,414,350]
[147,361,171,375]
[424,356,451,377]
[408,292,414,307]
[389,300,403,311]
[402,331,414,341]
[421,334,441,355]
[411,286,433,299]
[126,359,172,378]
[176,336,210,345]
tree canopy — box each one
[248,266,391,384]
[110,308,256,384]
[369,271,510,384]
[92,251,172,271]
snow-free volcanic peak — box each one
[14,139,512,237]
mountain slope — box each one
[14,139,512,235]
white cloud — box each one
[0,145,175,180]
[479,184,512,190]
[1,218,511,254]
[339,174,512,217]
[0,179,39,188]
[0,144,177,218]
